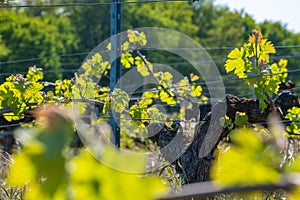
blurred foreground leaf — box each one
[211,128,281,186]
[8,105,166,200]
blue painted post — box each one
[110,0,122,147]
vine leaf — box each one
[26,66,44,82]
[135,57,152,77]
[224,29,288,110]
[121,52,134,68]
[212,128,281,186]
[55,79,73,99]
[159,90,176,105]
[8,106,71,198]
[111,89,130,113]
[285,106,300,136]
[82,53,110,79]
[191,85,202,97]
[0,67,45,121]
[234,112,248,127]
[225,47,247,78]
[259,39,276,62]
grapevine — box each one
[225,30,288,110]
[1,29,299,199]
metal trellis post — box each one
[110,0,122,148]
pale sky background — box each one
[214,0,300,33]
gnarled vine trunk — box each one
[149,91,298,183]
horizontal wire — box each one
[0,97,298,129]
[144,46,300,51]
[0,120,297,130]
[126,88,299,103]
[0,68,299,99]
[0,45,299,66]
[0,55,298,74]
[77,114,300,125]
[0,0,188,8]
[0,110,298,126]
[123,68,300,96]
[0,1,298,133]
[0,83,297,112]
[0,52,90,65]
[0,69,78,77]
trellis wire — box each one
[0,0,189,8]
[0,45,299,66]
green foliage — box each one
[67,0,110,53]
[159,90,176,106]
[0,9,79,81]
[127,100,166,138]
[121,52,134,68]
[117,30,205,114]
[206,11,245,48]
[220,112,248,129]
[8,106,72,199]
[102,89,129,115]
[0,2,299,198]
[225,30,288,110]
[212,128,281,186]
[8,106,167,200]
[55,79,73,100]
[71,149,166,200]
[234,112,248,127]
[26,66,44,82]
[119,30,151,77]
[0,34,10,58]
[129,104,149,125]
[122,1,197,37]
[82,53,110,79]
[286,158,300,199]
[127,30,147,46]
[192,1,300,94]
[72,77,99,114]
[0,67,44,121]
[258,21,300,88]
[285,106,300,137]
[73,77,98,100]
[212,119,300,199]
[219,115,233,129]
[135,56,153,77]
[225,47,249,79]
[141,91,159,106]
[110,89,130,113]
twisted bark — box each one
[149,91,299,183]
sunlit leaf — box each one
[111,89,130,113]
[225,48,247,78]
[121,52,134,68]
[135,57,152,77]
[26,66,44,82]
[212,128,281,186]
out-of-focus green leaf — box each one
[9,106,167,200]
[212,128,281,186]
[71,148,166,200]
